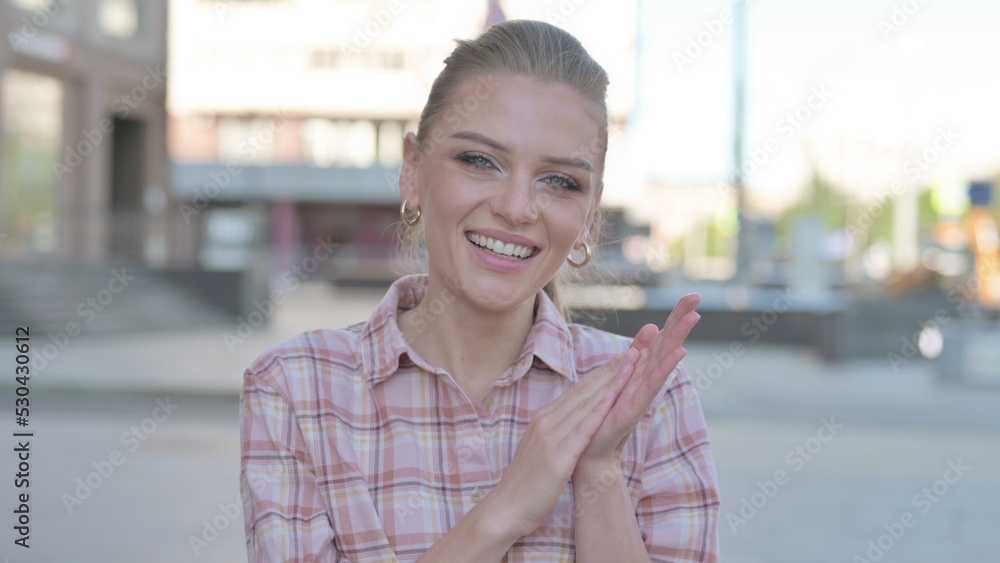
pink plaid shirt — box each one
[241,274,719,562]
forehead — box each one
[440,73,604,160]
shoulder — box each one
[244,323,366,397]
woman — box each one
[241,19,719,562]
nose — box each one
[490,173,539,226]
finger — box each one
[614,347,687,418]
[642,295,699,361]
[660,293,701,336]
[646,310,699,370]
[540,347,638,420]
[630,323,659,351]
[629,310,697,399]
[663,309,701,349]
[541,350,640,453]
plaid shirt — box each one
[241,274,719,562]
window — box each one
[1,70,63,254]
[99,0,139,39]
[217,116,276,164]
[310,48,405,71]
[302,119,377,167]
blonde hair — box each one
[399,20,610,320]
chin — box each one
[459,273,539,312]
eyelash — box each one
[455,152,495,170]
[453,152,583,192]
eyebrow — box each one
[542,155,593,173]
[450,130,594,173]
[450,131,508,152]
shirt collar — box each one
[360,274,577,387]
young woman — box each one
[241,20,719,563]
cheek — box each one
[421,175,478,236]
[547,203,590,245]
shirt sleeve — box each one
[241,363,339,562]
[636,363,720,562]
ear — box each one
[399,131,422,209]
[576,180,603,249]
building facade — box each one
[167,0,636,284]
[0,0,169,264]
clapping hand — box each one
[488,294,701,538]
[577,293,702,471]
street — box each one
[2,283,998,562]
[3,347,996,562]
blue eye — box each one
[546,175,582,192]
[455,153,496,169]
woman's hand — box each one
[485,346,641,539]
[576,293,701,471]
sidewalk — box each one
[6,279,999,434]
[3,282,385,395]
[6,281,998,432]
[3,282,998,562]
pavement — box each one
[1,282,998,562]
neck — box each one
[399,276,537,390]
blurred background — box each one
[0,0,998,561]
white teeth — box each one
[466,232,534,259]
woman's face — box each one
[401,73,605,313]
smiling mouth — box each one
[466,232,537,260]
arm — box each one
[413,492,521,563]
[241,370,340,563]
[573,294,717,562]
[573,459,651,562]
[633,365,720,562]
[573,365,719,563]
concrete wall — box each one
[0,0,170,264]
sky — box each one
[611,0,1000,210]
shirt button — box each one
[483,397,495,410]
[471,487,486,503]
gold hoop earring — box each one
[567,241,591,268]
[400,199,421,226]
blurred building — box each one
[0,0,169,263]
[167,0,637,284]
